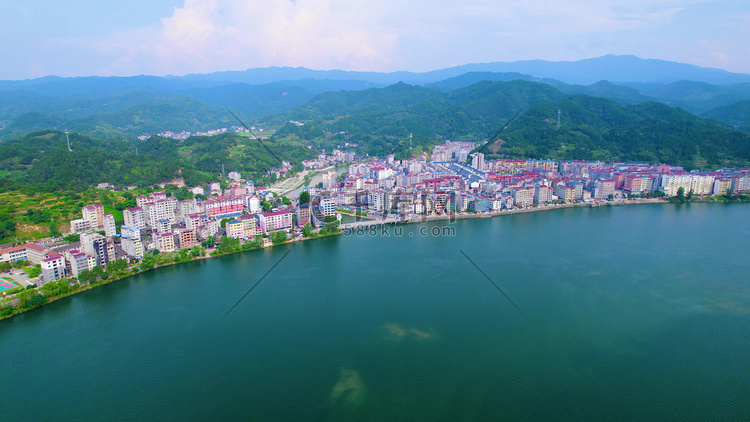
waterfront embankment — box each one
[0,197,672,321]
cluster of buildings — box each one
[301,141,750,216]
[3,139,748,287]
[0,232,115,287]
[136,125,259,141]
[301,149,358,169]
[0,180,305,285]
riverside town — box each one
[1,138,748,319]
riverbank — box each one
[0,197,708,322]
[340,198,668,231]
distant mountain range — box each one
[176,55,750,86]
[0,54,749,155]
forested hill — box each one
[268,80,750,169]
[702,100,750,131]
[0,130,314,192]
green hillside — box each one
[702,100,750,131]
[268,81,750,169]
[0,130,315,192]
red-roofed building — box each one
[204,196,243,217]
[0,244,28,263]
[257,210,293,233]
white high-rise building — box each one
[103,214,117,238]
[471,153,485,171]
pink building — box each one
[204,196,243,217]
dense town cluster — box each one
[330,141,750,215]
[2,140,749,288]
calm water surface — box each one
[1,203,748,421]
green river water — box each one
[1,203,748,421]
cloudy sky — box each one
[1,0,748,80]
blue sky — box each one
[1,0,748,80]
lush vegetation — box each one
[702,100,750,132]
[0,130,316,191]
[265,80,750,169]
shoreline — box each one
[0,197,728,321]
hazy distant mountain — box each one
[555,81,654,105]
[427,74,653,106]
[436,55,750,85]
[180,55,750,86]
[622,81,750,114]
[425,72,553,91]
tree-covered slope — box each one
[268,80,750,169]
[493,98,750,168]
[0,130,315,192]
[702,100,750,131]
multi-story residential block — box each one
[156,219,171,234]
[242,195,261,213]
[568,181,584,200]
[594,179,615,199]
[103,213,117,238]
[186,214,202,231]
[204,196,243,217]
[691,174,715,195]
[120,225,141,238]
[40,256,66,285]
[732,175,750,192]
[121,235,144,260]
[296,205,311,227]
[123,206,147,230]
[69,218,92,234]
[240,214,258,238]
[120,226,143,259]
[199,220,219,239]
[319,197,336,216]
[177,229,197,249]
[471,153,485,171]
[64,249,90,277]
[623,175,653,194]
[145,200,170,229]
[225,220,244,239]
[153,232,176,253]
[178,198,203,220]
[258,210,293,233]
[512,187,534,206]
[82,204,104,229]
[80,233,110,268]
[660,174,696,196]
[713,178,732,195]
[469,196,490,212]
[534,185,552,204]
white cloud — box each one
[137,0,399,74]
[54,0,747,76]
